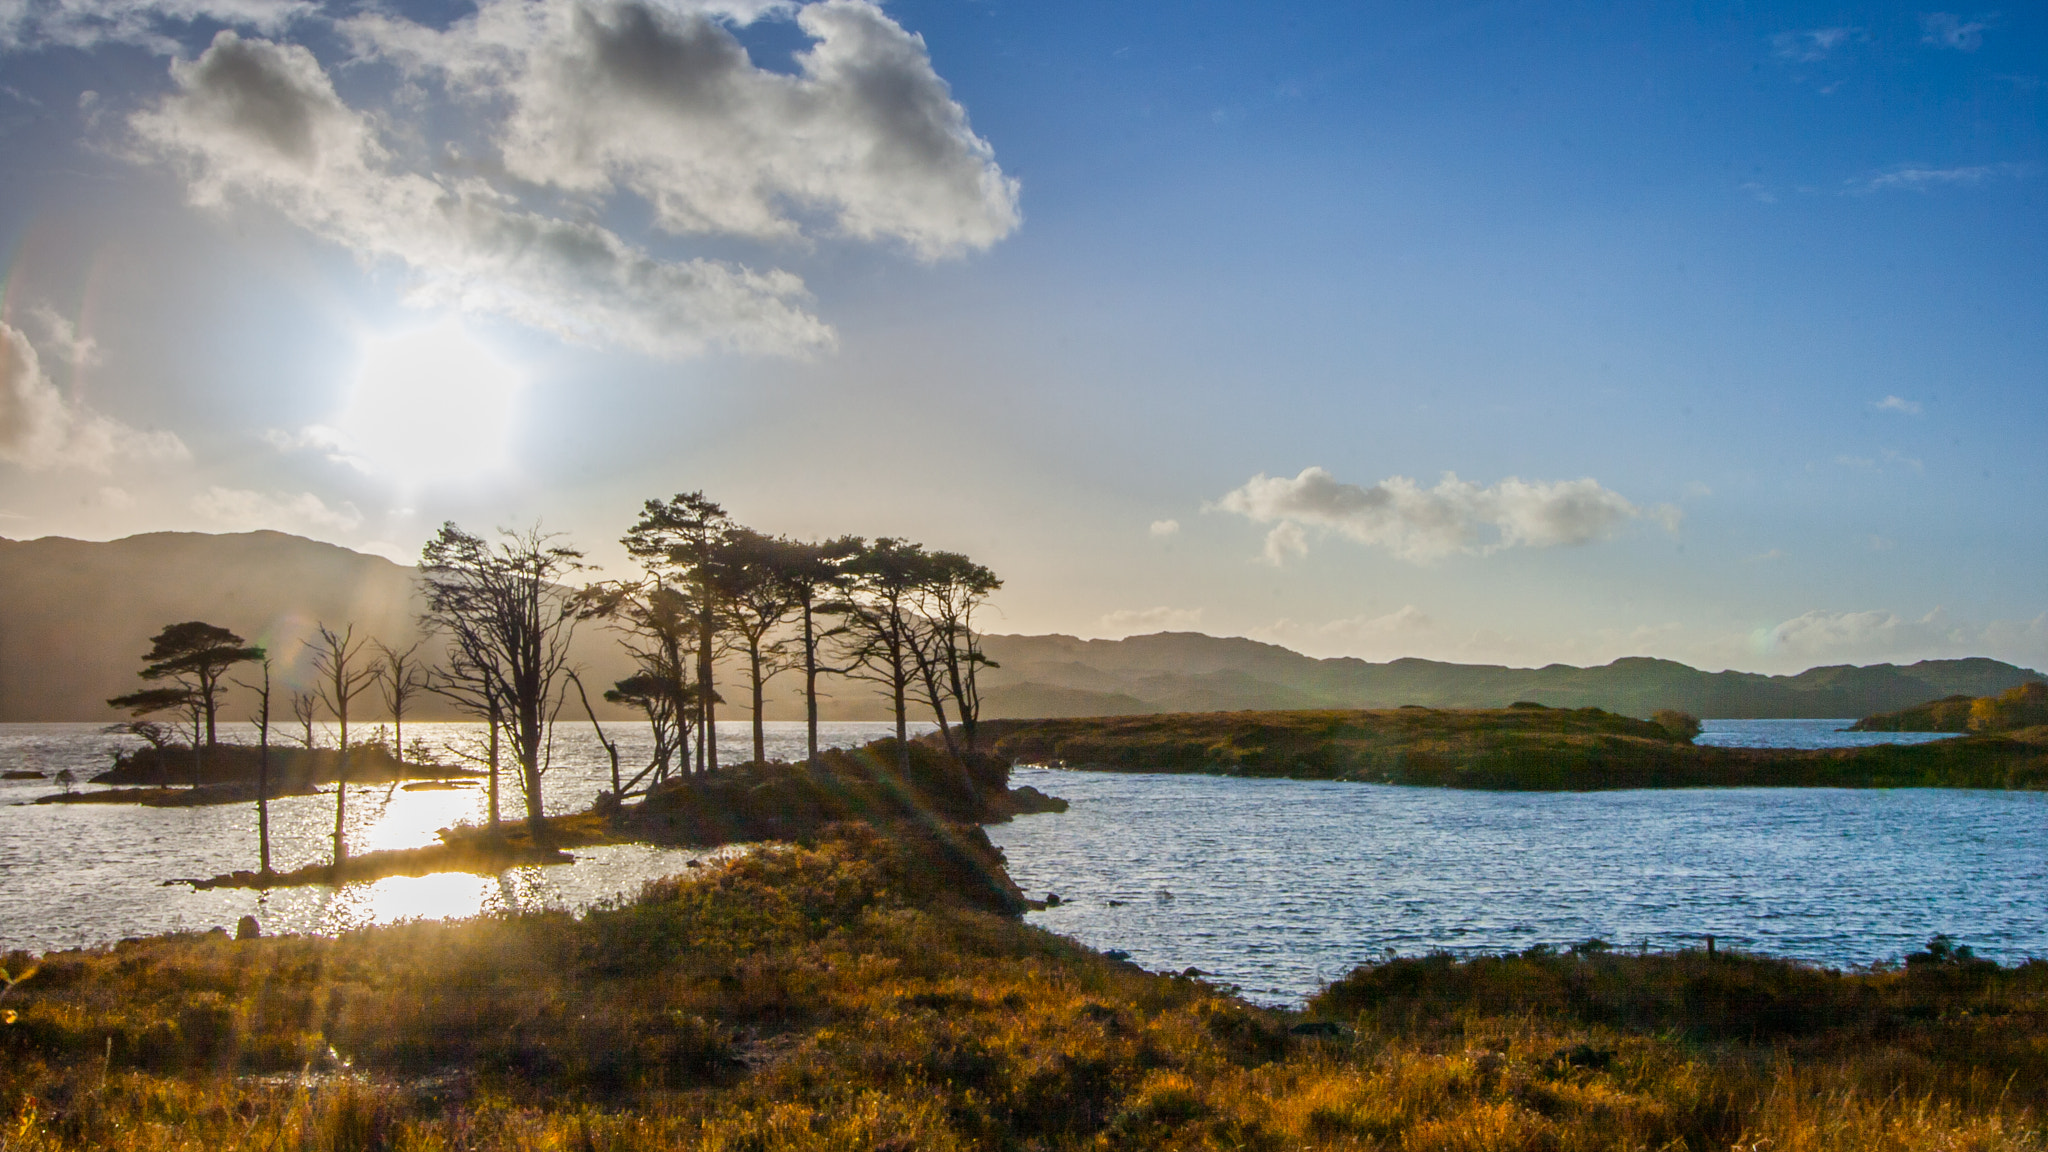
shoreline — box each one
[973,708,2048,791]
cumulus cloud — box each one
[131,32,834,359]
[1771,26,1856,61]
[1212,466,1673,564]
[1148,518,1180,538]
[0,0,311,52]
[0,320,188,471]
[193,484,362,531]
[1098,606,1203,637]
[1921,13,1988,51]
[1874,395,1922,415]
[347,0,1019,261]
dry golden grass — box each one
[3,824,2045,1150]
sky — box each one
[0,0,2042,674]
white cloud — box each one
[1874,395,1922,415]
[1148,518,1180,538]
[1750,607,2048,667]
[1098,605,1204,637]
[131,31,835,360]
[1315,605,1433,642]
[1921,13,1988,51]
[95,485,136,508]
[193,485,362,532]
[1757,608,1965,663]
[1213,466,1671,564]
[0,320,189,471]
[1849,162,2025,194]
[29,305,103,367]
[1771,26,1856,61]
[1868,535,1896,551]
[0,0,311,52]
[346,0,1020,261]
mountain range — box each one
[2,531,2039,723]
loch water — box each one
[988,721,2041,1004]
[4,719,2041,1008]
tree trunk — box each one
[699,607,718,775]
[487,700,501,832]
[749,642,766,765]
[332,704,349,865]
[802,599,821,769]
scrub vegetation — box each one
[1854,682,2048,734]
[974,706,2048,790]
[5,823,2047,1151]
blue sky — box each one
[0,0,2041,672]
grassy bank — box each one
[974,707,2048,790]
[5,822,2047,1151]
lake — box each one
[5,718,2037,1007]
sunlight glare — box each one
[341,319,523,483]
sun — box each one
[339,319,524,484]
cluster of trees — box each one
[102,491,1002,874]
[586,493,1001,797]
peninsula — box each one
[972,705,2048,790]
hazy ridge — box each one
[2,531,2040,722]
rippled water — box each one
[0,720,923,954]
[1697,718,1962,749]
[9,718,2039,1007]
[988,764,2048,1004]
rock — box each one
[1103,949,1132,962]
[1290,1020,1350,1039]
[1044,892,1061,906]
[236,915,261,940]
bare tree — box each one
[311,623,378,864]
[374,640,427,766]
[419,523,584,842]
[427,649,507,832]
[231,659,278,877]
[290,690,320,749]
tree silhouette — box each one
[768,535,862,768]
[909,551,1001,758]
[624,493,734,774]
[420,523,584,842]
[841,538,931,776]
[105,687,201,787]
[107,620,262,787]
[717,529,801,765]
[583,579,697,786]
[231,658,278,877]
[374,640,427,766]
[311,623,378,864]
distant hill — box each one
[973,633,2045,721]
[2,532,2040,723]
